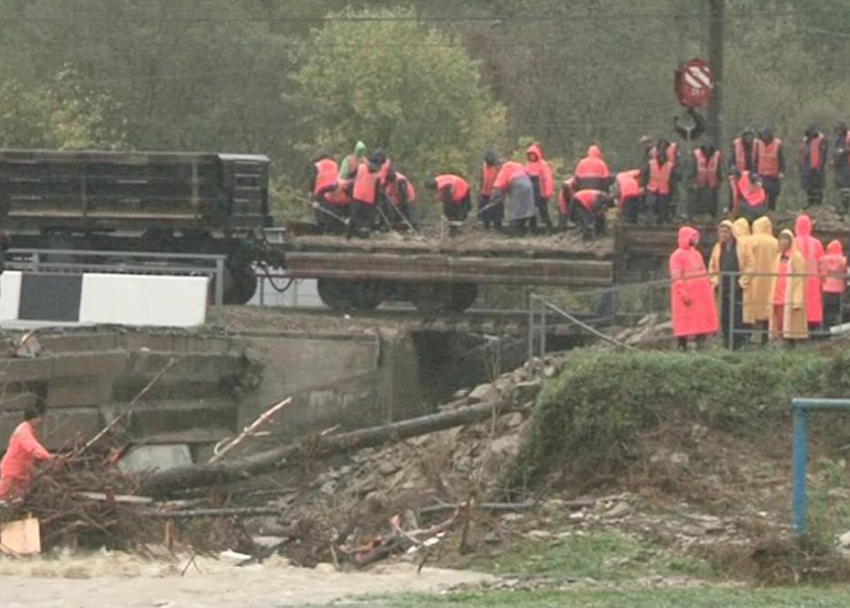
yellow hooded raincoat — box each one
[708,220,752,315]
[747,216,780,324]
[769,229,808,341]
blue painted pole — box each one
[791,405,809,536]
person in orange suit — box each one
[820,239,848,330]
[0,407,53,506]
[669,226,718,351]
[794,214,825,334]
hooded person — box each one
[690,140,721,220]
[669,226,719,350]
[309,149,345,233]
[800,124,828,207]
[524,143,555,233]
[491,160,536,236]
[755,125,785,212]
[708,220,751,349]
[574,145,611,192]
[339,141,367,179]
[642,139,674,224]
[479,149,504,230]
[770,229,808,343]
[615,169,642,224]
[425,173,471,236]
[820,239,848,329]
[794,214,825,332]
[747,216,780,343]
[834,121,850,216]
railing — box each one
[6,248,228,324]
[528,268,850,360]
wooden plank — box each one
[1,517,41,555]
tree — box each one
[289,6,506,186]
[0,67,125,149]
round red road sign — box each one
[674,59,714,108]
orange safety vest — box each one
[693,150,720,188]
[313,158,339,196]
[755,139,782,177]
[804,133,825,170]
[352,164,381,205]
[573,189,604,212]
[385,173,416,206]
[822,253,848,294]
[733,137,752,173]
[647,159,673,195]
[481,163,500,197]
[325,179,351,206]
[650,142,678,166]
[738,171,766,207]
[434,175,470,204]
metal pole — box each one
[728,272,735,350]
[215,258,225,325]
[541,301,547,358]
[791,405,809,536]
[527,294,536,363]
[707,0,725,147]
[33,252,40,273]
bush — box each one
[512,349,850,488]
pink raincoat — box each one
[669,227,719,338]
[794,214,824,324]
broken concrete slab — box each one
[118,444,193,473]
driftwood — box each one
[140,399,508,497]
[209,397,292,464]
[419,500,537,516]
[141,506,282,520]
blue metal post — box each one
[791,405,809,536]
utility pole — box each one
[707,0,725,146]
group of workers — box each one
[309,120,850,239]
[670,213,848,350]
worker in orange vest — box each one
[648,139,680,215]
[425,173,471,236]
[800,123,829,207]
[479,150,504,230]
[820,239,848,330]
[571,189,614,240]
[641,140,674,224]
[754,126,785,212]
[557,177,577,231]
[689,141,722,219]
[615,170,642,224]
[309,150,344,233]
[834,121,850,216]
[525,143,555,234]
[384,171,418,231]
[574,145,612,192]
[728,128,756,213]
[735,171,767,224]
[348,155,383,239]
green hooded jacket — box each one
[339,141,367,179]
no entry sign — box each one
[674,59,714,108]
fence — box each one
[6,248,228,324]
[528,268,849,359]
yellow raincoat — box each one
[709,219,753,322]
[746,216,780,323]
[769,229,808,341]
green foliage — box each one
[476,531,710,582]
[356,587,850,608]
[0,67,125,149]
[512,349,850,488]
[289,6,507,184]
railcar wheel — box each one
[412,283,453,314]
[449,283,479,313]
[317,279,356,311]
[351,281,382,311]
[222,264,258,305]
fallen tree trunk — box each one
[140,399,507,497]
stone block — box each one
[41,407,101,450]
[117,444,193,473]
[46,377,113,408]
[2,357,54,382]
[52,351,129,380]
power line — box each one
[3,7,850,24]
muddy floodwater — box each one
[0,551,491,607]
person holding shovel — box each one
[0,407,53,506]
